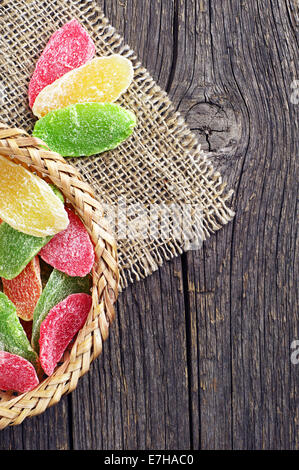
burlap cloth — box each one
[0,0,235,290]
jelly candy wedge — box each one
[0,222,51,280]
[32,55,134,118]
[0,351,39,393]
[39,208,94,276]
[28,19,95,108]
[0,292,39,369]
[0,156,69,237]
[33,102,136,157]
[2,257,42,321]
[31,268,91,352]
[39,293,92,376]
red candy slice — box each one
[39,293,92,376]
[2,256,42,321]
[0,351,39,393]
[28,19,95,108]
[39,208,94,277]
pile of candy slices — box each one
[31,18,136,157]
[0,19,132,393]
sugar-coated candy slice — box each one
[2,257,42,321]
[39,208,94,277]
[39,293,92,376]
[0,156,69,237]
[0,351,39,393]
[28,19,95,108]
[31,269,91,352]
[0,222,51,280]
[0,292,39,369]
[33,102,136,157]
[32,55,134,118]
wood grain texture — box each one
[0,0,298,450]
[71,258,190,450]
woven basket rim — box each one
[0,123,119,429]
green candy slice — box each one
[31,268,91,352]
[33,102,137,157]
[0,223,52,280]
[0,292,38,369]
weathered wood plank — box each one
[175,0,299,450]
[99,0,299,450]
[164,0,239,449]
[71,257,191,450]
[0,398,71,450]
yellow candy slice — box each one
[0,155,69,237]
[32,55,134,118]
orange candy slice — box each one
[2,257,42,322]
[0,155,68,237]
[32,55,134,118]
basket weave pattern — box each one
[0,124,119,429]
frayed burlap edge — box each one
[0,0,235,292]
[73,2,235,290]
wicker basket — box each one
[0,124,119,429]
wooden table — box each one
[0,0,298,450]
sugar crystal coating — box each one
[2,257,42,321]
[0,222,51,280]
[40,208,94,276]
[0,351,39,393]
[33,102,136,157]
[28,19,95,108]
[0,292,38,369]
[31,268,91,352]
[32,55,134,118]
[0,156,69,237]
[39,293,92,376]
